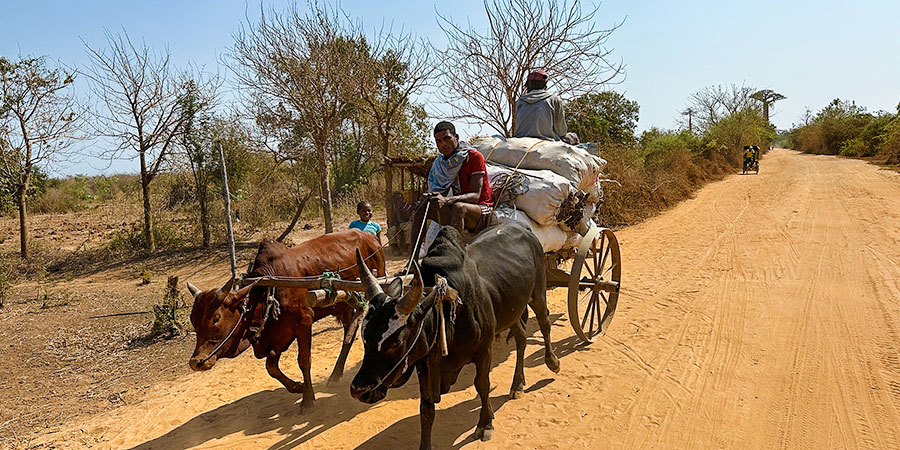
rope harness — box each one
[368,299,440,392]
[197,300,249,367]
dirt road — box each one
[35,149,900,449]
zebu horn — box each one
[217,277,236,300]
[397,260,424,315]
[186,281,202,298]
[356,249,383,299]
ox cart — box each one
[237,223,620,343]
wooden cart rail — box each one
[239,274,415,308]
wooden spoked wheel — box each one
[567,226,621,343]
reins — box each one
[368,299,440,392]
[197,300,250,366]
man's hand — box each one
[428,193,452,209]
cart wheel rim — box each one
[568,226,621,343]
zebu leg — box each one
[473,349,495,441]
[418,398,436,450]
[530,286,560,373]
[295,314,316,412]
[416,358,440,450]
[328,304,362,385]
[266,351,303,393]
[509,321,527,399]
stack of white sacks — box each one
[418,136,607,256]
[476,136,607,252]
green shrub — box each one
[108,220,185,252]
[839,138,868,157]
[879,120,900,164]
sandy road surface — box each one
[35,149,900,449]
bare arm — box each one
[432,174,483,208]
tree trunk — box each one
[383,134,396,230]
[198,180,210,247]
[316,142,334,234]
[277,191,311,243]
[139,150,155,252]
[17,185,28,259]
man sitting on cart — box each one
[744,145,755,167]
[410,121,494,249]
[514,69,578,145]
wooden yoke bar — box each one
[240,274,415,291]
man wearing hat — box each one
[514,69,571,143]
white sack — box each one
[473,136,607,201]
[486,163,573,227]
[491,207,580,253]
[418,220,441,259]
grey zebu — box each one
[350,223,560,450]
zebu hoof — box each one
[509,388,524,399]
[326,374,342,386]
[286,381,304,394]
[546,354,561,374]
[298,398,315,414]
[475,426,494,441]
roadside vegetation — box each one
[569,85,775,226]
[788,99,900,165]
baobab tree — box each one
[0,56,84,258]
[751,89,786,123]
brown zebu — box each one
[187,229,385,412]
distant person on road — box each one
[514,69,577,144]
[744,146,755,169]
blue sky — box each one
[2,0,899,175]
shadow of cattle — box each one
[129,312,573,449]
[354,393,512,450]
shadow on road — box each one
[129,312,576,449]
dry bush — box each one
[879,120,900,165]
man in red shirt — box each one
[411,121,494,248]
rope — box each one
[405,200,431,275]
[483,140,503,163]
[488,139,547,219]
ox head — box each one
[186,278,256,371]
[350,249,440,404]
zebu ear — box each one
[217,277,236,300]
[186,281,202,298]
[397,260,424,315]
[223,279,258,309]
[357,248,383,300]
[385,276,404,298]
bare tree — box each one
[687,84,759,132]
[230,3,363,233]
[354,25,435,230]
[436,0,624,136]
[0,56,84,258]
[83,31,185,252]
[751,89,786,123]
